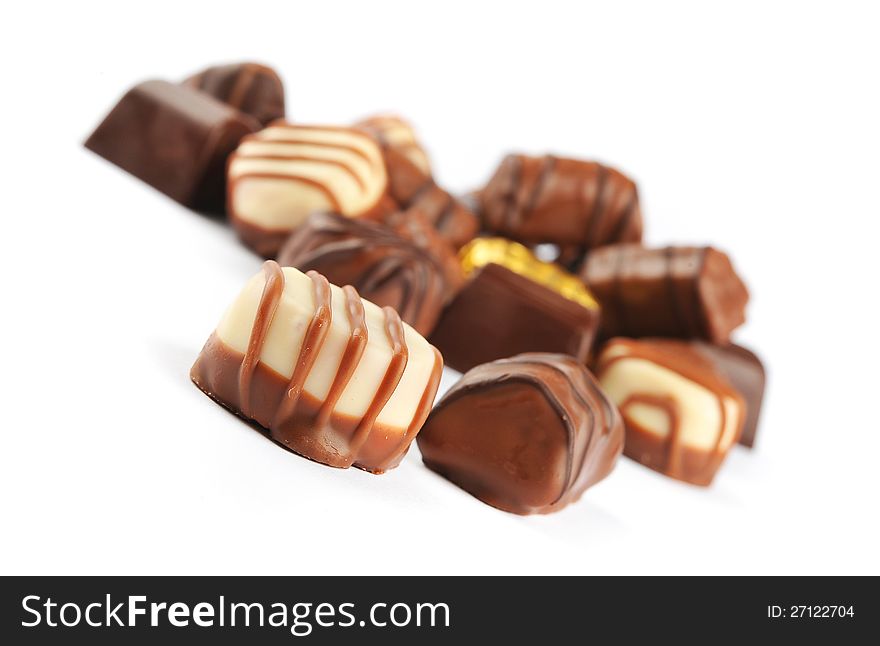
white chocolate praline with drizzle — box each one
[227,123,389,232]
[192,261,443,473]
[595,338,744,486]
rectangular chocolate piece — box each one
[191,261,443,474]
[430,238,600,373]
[85,80,259,213]
[596,338,745,486]
[580,244,749,343]
[418,353,623,514]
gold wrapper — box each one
[459,238,599,310]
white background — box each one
[2,0,878,575]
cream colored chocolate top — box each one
[597,341,742,452]
[228,123,388,231]
[215,265,439,430]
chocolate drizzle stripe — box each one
[572,392,598,492]
[584,163,609,248]
[692,248,711,337]
[271,271,333,429]
[408,178,435,207]
[238,137,374,164]
[348,307,409,463]
[515,359,583,500]
[607,182,639,243]
[707,375,730,465]
[586,376,616,437]
[356,259,412,313]
[599,346,732,475]
[665,246,689,335]
[231,154,367,190]
[491,356,597,502]
[229,169,343,212]
[397,344,443,451]
[226,64,258,109]
[238,261,285,417]
[576,364,616,475]
[620,393,682,472]
[314,285,368,429]
[610,244,631,337]
[503,155,524,230]
[522,154,556,216]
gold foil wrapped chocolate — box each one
[459,238,599,311]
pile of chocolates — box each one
[86,62,765,515]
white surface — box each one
[2,0,878,575]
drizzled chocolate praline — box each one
[276,212,448,336]
[478,154,643,250]
[184,62,285,127]
[417,353,624,515]
[376,144,479,249]
[580,244,750,343]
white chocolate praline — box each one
[215,266,437,430]
[597,344,741,452]
[228,124,388,231]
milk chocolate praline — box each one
[580,244,749,343]
[184,62,285,127]
[418,353,623,514]
[478,154,643,249]
[276,212,448,336]
[376,145,479,249]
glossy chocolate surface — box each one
[85,80,259,212]
[479,154,643,248]
[430,262,600,373]
[226,122,395,257]
[647,340,765,448]
[184,62,285,127]
[580,244,749,343]
[379,146,479,249]
[191,262,443,473]
[276,212,447,335]
[418,353,623,514]
[596,338,745,486]
[383,206,465,300]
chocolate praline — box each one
[417,353,624,514]
[276,212,448,336]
